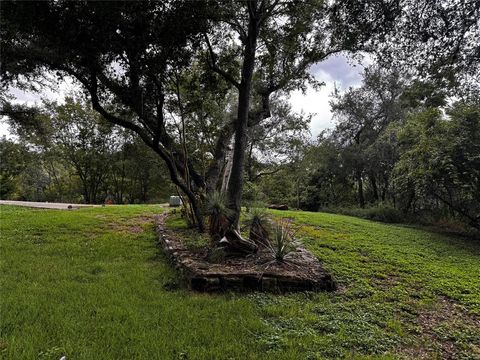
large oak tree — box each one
[2,0,476,234]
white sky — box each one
[290,53,369,135]
[0,53,368,139]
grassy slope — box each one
[1,205,479,359]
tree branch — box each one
[252,167,282,181]
[203,33,240,89]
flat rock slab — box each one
[156,214,336,293]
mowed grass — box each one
[1,205,479,359]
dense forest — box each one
[1,98,173,204]
[255,68,480,230]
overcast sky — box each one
[0,53,368,139]
[290,53,368,136]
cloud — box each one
[1,77,78,138]
[0,120,10,138]
[311,54,366,89]
[9,77,77,106]
[289,81,336,136]
[289,53,370,136]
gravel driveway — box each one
[0,200,100,210]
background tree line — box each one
[1,66,478,232]
[1,98,173,204]
[252,67,480,231]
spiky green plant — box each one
[267,219,298,262]
[204,192,232,242]
[245,207,270,247]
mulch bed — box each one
[156,214,336,293]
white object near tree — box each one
[169,196,182,207]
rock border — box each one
[156,214,336,293]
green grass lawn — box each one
[1,205,479,359]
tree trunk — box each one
[221,229,258,255]
[205,122,234,196]
[81,180,91,204]
[356,169,365,208]
[246,141,255,182]
[150,145,206,232]
[226,2,260,228]
[381,177,388,202]
[369,173,379,202]
[404,189,415,213]
[83,190,90,204]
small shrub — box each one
[245,207,270,247]
[361,206,405,223]
[206,246,227,263]
[267,219,298,262]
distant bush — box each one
[323,206,480,238]
[325,205,406,224]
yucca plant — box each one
[267,219,298,262]
[204,192,232,243]
[245,207,270,247]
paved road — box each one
[0,200,101,210]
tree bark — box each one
[205,122,234,195]
[356,169,365,208]
[369,173,379,202]
[221,143,234,193]
[226,1,260,228]
[152,144,206,232]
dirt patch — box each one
[156,214,336,293]
[128,225,144,234]
[107,223,145,234]
[132,215,156,224]
[106,215,157,234]
[399,297,480,359]
[373,274,400,290]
